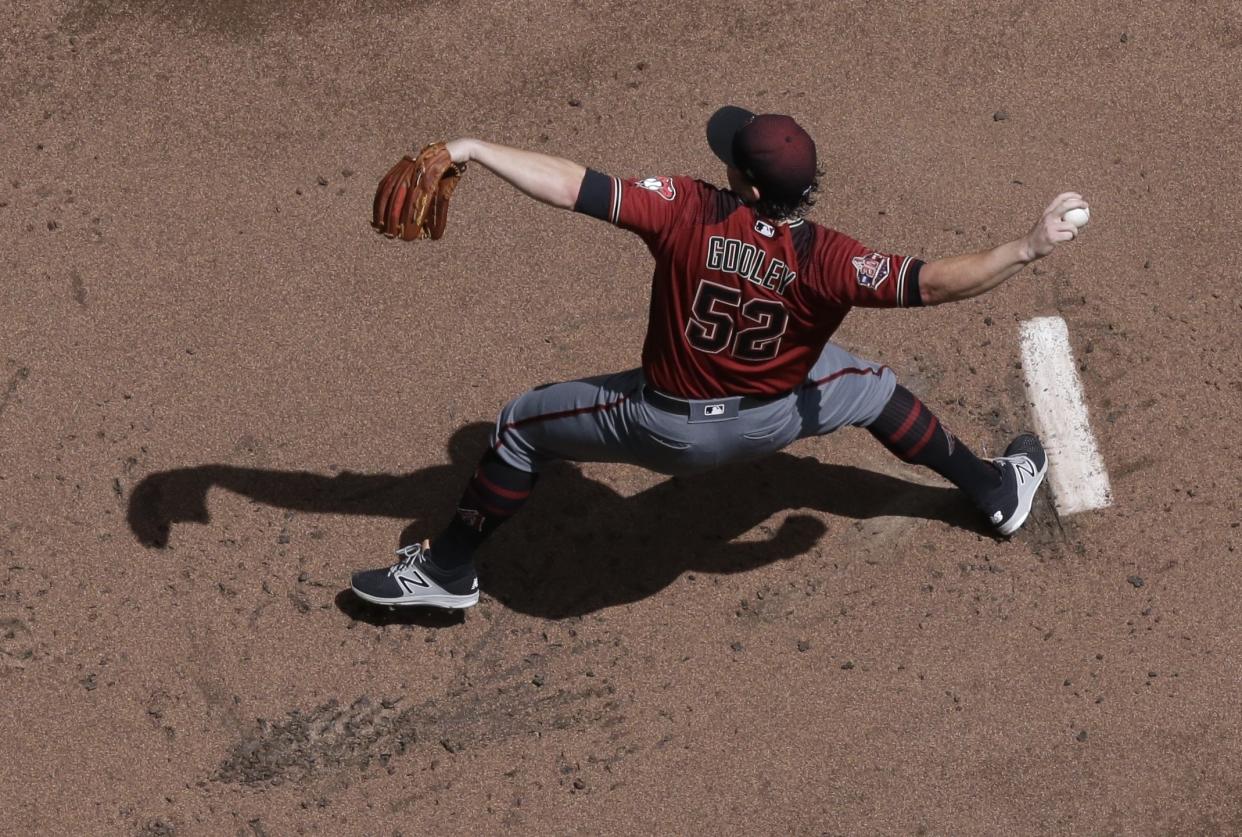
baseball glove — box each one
[372,142,467,241]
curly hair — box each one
[753,168,825,222]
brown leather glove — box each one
[371,142,467,241]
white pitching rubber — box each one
[1019,316,1112,516]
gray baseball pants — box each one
[491,342,897,477]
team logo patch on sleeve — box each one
[634,176,676,201]
[851,252,891,289]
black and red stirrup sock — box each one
[867,385,1001,506]
[430,449,537,570]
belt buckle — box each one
[688,398,739,423]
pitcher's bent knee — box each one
[490,394,540,472]
[853,365,899,428]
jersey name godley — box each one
[704,235,797,295]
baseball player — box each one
[354,109,1088,610]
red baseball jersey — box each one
[575,171,924,398]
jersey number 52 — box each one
[685,280,789,362]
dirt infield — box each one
[2,1,1240,834]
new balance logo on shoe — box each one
[398,573,430,594]
[471,578,479,591]
[1014,459,1037,483]
[991,511,1003,525]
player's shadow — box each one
[127,422,985,621]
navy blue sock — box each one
[868,385,1000,506]
[430,450,536,570]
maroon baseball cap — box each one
[707,106,817,204]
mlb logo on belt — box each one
[851,252,891,289]
[688,399,737,423]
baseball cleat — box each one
[984,433,1049,536]
[351,541,480,610]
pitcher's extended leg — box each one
[866,384,1001,506]
[865,384,1046,535]
[351,369,652,608]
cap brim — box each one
[706,105,755,167]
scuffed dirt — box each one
[216,679,622,787]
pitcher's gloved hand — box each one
[372,142,467,240]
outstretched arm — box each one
[919,192,1088,305]
[446,138,586,210]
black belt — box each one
[642,385,788,416]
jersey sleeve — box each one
[816,229,925,308]
[573,170,699,241]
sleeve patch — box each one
[851,252,891,289]
[633,176,676,201]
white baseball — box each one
[1063,207,1090,229]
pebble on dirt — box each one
[1127,575,1145,588]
